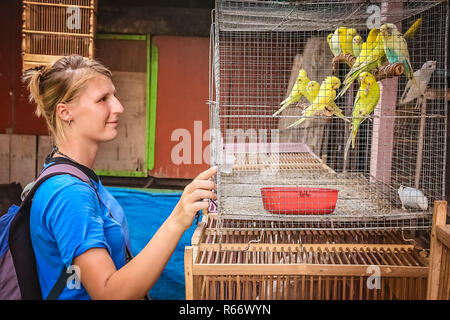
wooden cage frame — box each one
[185,201,448,300]
[427,201,450,299]
[22,0,97,71]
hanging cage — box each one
[22,0,97,71]
[208,0,449,232]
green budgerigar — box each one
[380,23,417,87]
[346,71,380,154]
[273,69,310,117]
[288,76,345,128]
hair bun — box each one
[30,64,46,78]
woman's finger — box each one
[189,189,217,203]
[192,200,210,213]
[195,166,218,181]
[190,179,216,191]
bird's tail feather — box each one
[399,80,412,105]
[287,117,305,129]
[337,72,358,99]
[343,133,352,173]
[351,123,358,149]
[273,101,290,117]
[409,75,423,95]
[332,106,350,123]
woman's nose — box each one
[112,97,124,114]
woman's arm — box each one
[73,166,217,299]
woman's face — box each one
[68,74,124,143]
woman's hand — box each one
[169,166,218,231]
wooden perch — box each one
[332,53,356,75]
[424,88,450,101]
[372,62,404,81]
[332,52,405,81]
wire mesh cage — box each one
[22,0,97,71]
[208,0,449,231]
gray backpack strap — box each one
[21,164,90,202]
[36,164,90,184]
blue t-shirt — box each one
[30,161,130,300]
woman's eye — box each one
[98,96,107,103]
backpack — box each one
[0,162,123,300]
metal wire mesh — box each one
[209,0,449,231]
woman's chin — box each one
[99,129,119,143]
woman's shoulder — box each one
[30,174,103,235]
[33,174,99,212]
[38,173,94,194]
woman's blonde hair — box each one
[22,55,112,146]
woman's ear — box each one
[56,103,72,122]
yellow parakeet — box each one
[339,27,359,55]
[337,29,386,98]
[273,69,310,117]
[345,72,380,155]
[404,18,422,39]
[355,28,381,67]
[306,80,320,101]
[325,101,349,123]
[288,76,345,128]
[327,32,341,57]
[352,34,363,57]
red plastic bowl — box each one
[260,187,339,215]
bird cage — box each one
[208,0,449,232]
[22,0,97,71]
[185,214,430,300]
[185,0,449,301]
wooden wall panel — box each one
[0,1,14,134]
[0,135,11,184]
[94,36,148,176]
[7,134,36,188]
[37,135,52,173]
[94,71,147,174]
[149,36,210,179]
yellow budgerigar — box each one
[352,34,363,58]
[337,29,386,98]
[346,72,380,154]
[353,28,381,69]
[327,32,341,57]
[325,101,350,123]
[339,27,359,55]
[404,18,422,39]
[288,76,343,128]
[305,80,320,101]
[273,69,310,117]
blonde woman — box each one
[23,55,217,300]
